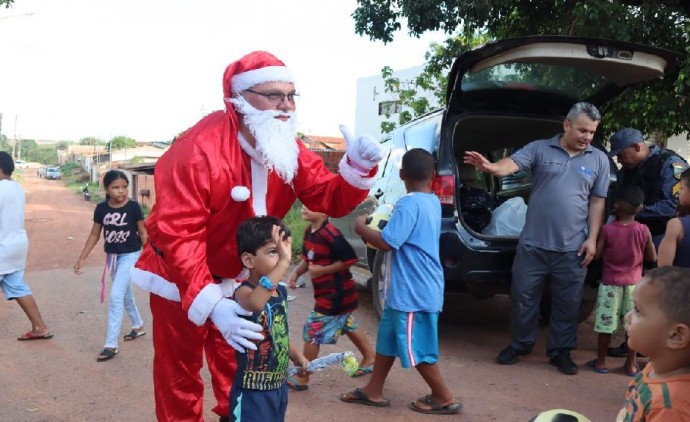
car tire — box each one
[370,249,388,320]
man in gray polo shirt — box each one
[464,102,610,375]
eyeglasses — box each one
[244,89,299,104]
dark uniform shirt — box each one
[618,146,688,236]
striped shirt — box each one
[618,362,690,421]
[301,221,358,315]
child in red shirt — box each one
[590,185,656,376]
[286,206,375,390]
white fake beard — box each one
[229,95,299,184]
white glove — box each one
[209,298,264,352]
[339,125,385,175]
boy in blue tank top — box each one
[659,168,690,268]
[229,216,309,422]
[339,148,461,415]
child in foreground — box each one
[286,205,375,390]
[229,216,309,422]
[658,168,690,267]
[616,266,690,421]
[339,148,461,415]
[589,185,656,376]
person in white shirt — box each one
[0,151,52,341]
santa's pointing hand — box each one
[340,125,384,175]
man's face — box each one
[561,114,598,152]
[616,144,645,169]
[241,81,297,116]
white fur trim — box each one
[231,186,250,202]
[237,132,268,216]
[188,283,223,326]
[231,66,295,94]
[130,267,181,302]
[131,267,246,325]
[338,155,376,190]
[251,160,268,216]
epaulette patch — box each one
[673,182,681,198]
[673,162,685,180]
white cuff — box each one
[338,155,376,190]
[130,267,181,302]
[188,283,224,326]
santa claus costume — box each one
[131,51,381,421]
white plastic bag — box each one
[482,197,527,236]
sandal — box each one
[123,329,146,341]
[339,388,390,407]
[287,374,308,391]
[409,395,462,415]
[97,347,119,362]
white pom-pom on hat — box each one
[231,186,250,202]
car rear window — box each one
[462,63,609,101]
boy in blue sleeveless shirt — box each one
[229,216,308,422]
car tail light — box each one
[431,175,454,206]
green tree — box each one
[79,136,103,146]
[109,135,137,151]
[1,0,14,8]
[354,0,690,140]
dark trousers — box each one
[509,244,586,357]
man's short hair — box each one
[645,267,690,326]
[401,148,434,182]
[566,102,601,122]
[236,215,290,256]
[0,151,15,176]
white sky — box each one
[0,0,446,142]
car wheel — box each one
[370,249,388,320]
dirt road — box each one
[1,169,630,421]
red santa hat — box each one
[223,51,295,99]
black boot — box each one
[607,341,628,358]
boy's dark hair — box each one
[401,148,434,182]
[615,185,644,216]
[645,266,690,326]
[0,151,15,176]
[236,216,290,256]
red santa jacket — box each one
[131,109,374,325]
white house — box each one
[355,65,437,141]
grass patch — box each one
[284,201,307,262]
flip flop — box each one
[123,329,146,341]
[351,365,373,378]
[586,359,609,374]
[625,365,639,377]
[17,332,54,341]
[339,388,390,407]
[287,374,308,391]
[409,395,462,415]
[97,348,119,362]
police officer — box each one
[609,128,688,243]
[606,127,688,357]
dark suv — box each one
[333,36,680,320]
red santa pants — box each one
[150,293,237,421]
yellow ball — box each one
[364,204,393,249]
